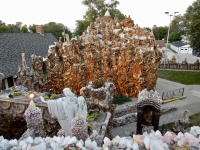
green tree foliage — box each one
[168,32,181,42]
[153,26,168,40]
[0,20,6,26]
[20,25,28,33]
[74,20,90,36]
[29,24,37,33]
[0,26,10,33]
[75,0,125,36]
[185,0,200,51]
[167,15,186,42]
[82,0,125,22]
[109,9,125,20]
[170,15,185,34]
[44,22,71,40]
[8,22,22,33]
[29,22,72,40]
[0,20,10,33]
[189,0,200,51]
[82,0,107,22]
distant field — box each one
[158,70,200,85]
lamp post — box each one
[163,11,179,70]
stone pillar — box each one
[71,113,88,140]
[20,100,45,140]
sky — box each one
[0,0,195,32]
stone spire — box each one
[104,10,111,17]
[28,100,36,111]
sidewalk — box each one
[112,78,200,137]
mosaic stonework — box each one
[16,12,162,97]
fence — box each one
[159,63,200,70]
[162,88,184,100]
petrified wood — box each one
[16,13,162,97]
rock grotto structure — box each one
[16,11,162,97]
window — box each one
[185,49,187,50]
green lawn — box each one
[158,70,200,85]
[167,43,177,53]
[159,112,200,131]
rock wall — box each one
[16,13,162,97]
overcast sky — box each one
[0,0,195,32]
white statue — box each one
[21,53,28,69]
[40,88,87,136]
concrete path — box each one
[112,78,200,137]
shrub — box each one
[44,94,55,100]
[12,91,21,96]
[87,112,98,120]
[112,94,131,104]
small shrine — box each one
[136,85,161,134]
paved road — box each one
[112,78,200,137]
[162,47,199,63]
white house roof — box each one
[180,44,191,48]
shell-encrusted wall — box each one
[17,12,162,97]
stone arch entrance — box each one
[136,99,161,134]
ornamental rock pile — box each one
[1,127,200,150]
[16,11,162,97]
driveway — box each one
[161,47,199,63]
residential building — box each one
[170,41,193,54]
[0,26,57,89]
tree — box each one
[170,15,186,34]
[0,20,10,33]
[44,22,72,40]
[74,20,90,36]
[168,32,181,42]
[0,20,6,26]
[108,9,125,20]
[29,22,72,40]
[82,0,106,22]
[29,24,38,33]
[75,0,125,36]
[8,23,21,33]
[20,25,28,33]
[0,26,10,33]
[185,0,200,51]
[82,0,125,22]
[153,26,168,40]
[29,23,72,40]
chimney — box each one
[36,25,44,34]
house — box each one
[179,44,193,54]
[171,41,193,54]
[156,40,165,49]
[0,26,57,89]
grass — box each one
[159,112,200,131]
[158,70,200,85]
[166,43,177,53]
